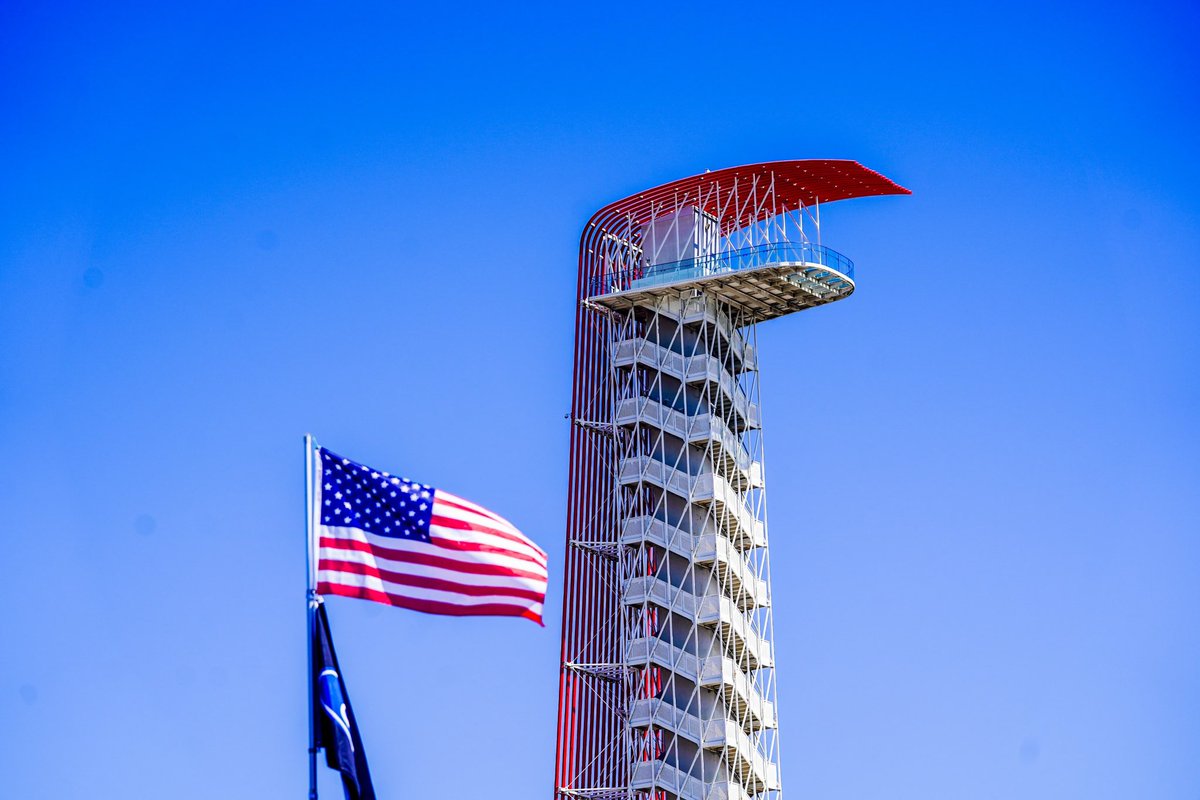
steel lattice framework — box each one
[555,161,909,800]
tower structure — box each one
[554,160,908,800]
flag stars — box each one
[317,449,434,543]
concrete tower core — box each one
[555,161,910,800]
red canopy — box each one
[583,159,910,237]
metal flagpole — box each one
[305,433,318,800]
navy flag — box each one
[312,602,375,800]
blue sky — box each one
[1,1,1197,798]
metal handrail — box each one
[589,242,854,297]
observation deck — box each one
[590,242,856,323]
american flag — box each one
[314,447,548,625]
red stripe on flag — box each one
[318,581,543,625]
[435,492,520,531]
[321,558,546,603]
[429,534,548,570]
[319,535,547,582]
[430,511,548,564]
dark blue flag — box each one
[312,602,375,800]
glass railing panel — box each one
[590,242,854,296]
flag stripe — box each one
[320,543,548,591]
[319,533,548,582]
[322,558,546,602]
[434,494,520,532]
[318,581,542,624]
[318,569,544,615]
[428,533,549,570]
[321,524,547,576]
[427,521,547,567]
[436,490,530,536]
[430,507,548,564]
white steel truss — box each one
[608,294,781,800]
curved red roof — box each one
[583,159,910,238]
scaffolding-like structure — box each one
[555,160,909,800]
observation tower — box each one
[553,160,909,800]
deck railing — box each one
[589,241,854,297]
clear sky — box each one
[1,1,1197,798]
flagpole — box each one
[305,433,318,800]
